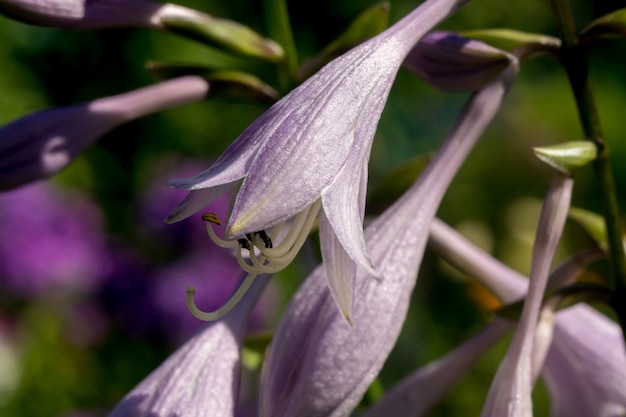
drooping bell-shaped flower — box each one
[167,0,476,321]
[429,219,626,417]
[0,76,208,191]
[108,273,269,417]
[259,63,518,417]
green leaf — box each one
[298,2,390,80]
[244,330,274,354]
[568,207,609,251]
[157,6,284,62]
[460,29,561,60]
[147,62,279,104]
[532,141,597,175]
[581,8,626,41]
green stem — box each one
[262,0,299,92]
[551,0,626,338]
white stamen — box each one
[255,200,321,258]
[193,201,321,321]
[205,221,241,249]
[186,273,257,321]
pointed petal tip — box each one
[370,267,384,282]
[166,177,191,189]
[226,215,258,238]
[341,304,355,327]
[359,261,383,282]
[226,222,243,238]
[163,205,189,224]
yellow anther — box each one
[201,212,222,225]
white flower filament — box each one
[186,200,322,321]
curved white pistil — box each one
[186,200,322,321]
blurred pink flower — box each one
[0,182,109,295]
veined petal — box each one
[260,232,421,417]
[322,160,379,279]
[225,0,474,237]
[167,106,282,192]
[319,210,357,324]
[165,183,236,224]
[228,35,405,236]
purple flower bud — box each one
[0,0,162,28]
[0,76,209,191]
[481,174,574,417]
[405,31,513,92]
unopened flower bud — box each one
[404,31,513,92]
[0,0,161,28]
[533,141,597,175]
[581,8,626,41]
[0,76,209,191]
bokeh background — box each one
[1,0,625,415]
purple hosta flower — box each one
[108,274,270,417]
[405,31,513,92]
[481,173,574,417]
[260,64,518,417]
[429,219,626,416]
[0,181,108,296]
[167,0,474,321]
[0,76,208,191]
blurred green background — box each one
[1,0,625,416]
